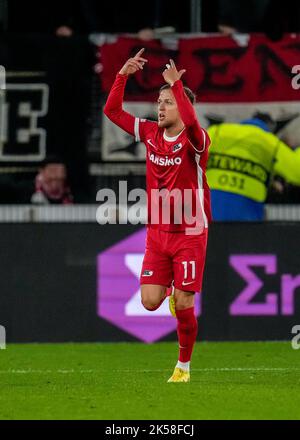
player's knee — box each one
[174,290,195,311]
[141,285,166,311]
[141,298,159,312]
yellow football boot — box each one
[167,367,190,383]
[168,288,177,318]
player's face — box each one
[157,89,181,128]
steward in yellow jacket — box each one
[207,113,300,220]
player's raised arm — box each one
[119,48,148,76]
[103,49,148,136]
[163,59,210,153]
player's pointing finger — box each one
[170,59,176,69]
[135,48,145,58]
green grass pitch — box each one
[0,342,299,420]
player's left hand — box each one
[163,59,186,86]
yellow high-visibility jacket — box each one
[207,123,300,203]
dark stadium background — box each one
[0,0,300,343]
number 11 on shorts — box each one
[182,261,196,281]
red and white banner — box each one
[99,35,300,162]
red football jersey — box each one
[104,74,212,233]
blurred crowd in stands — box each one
[31,157,73,205]
[1,0,299,38]
[205,0,300,39]
[0,0,188,37]
[0,0,300,212]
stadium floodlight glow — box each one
[0,66,6,90]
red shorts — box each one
[140,227,208,293]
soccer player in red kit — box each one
[104,49,211,383]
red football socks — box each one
[176,307,198,363]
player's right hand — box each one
[119,49,148,76]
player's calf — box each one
[168,290,198,383]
